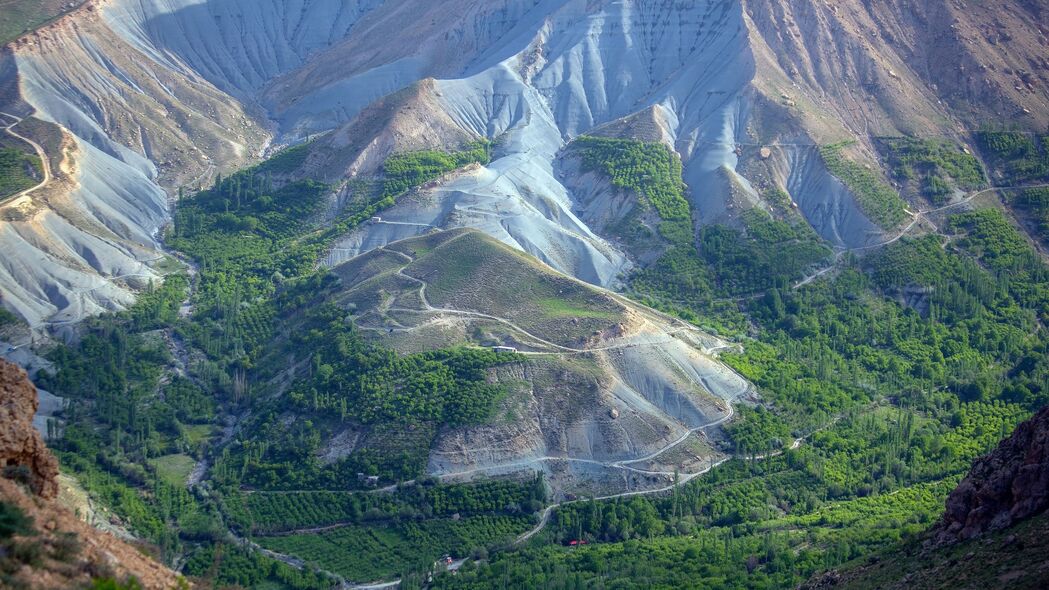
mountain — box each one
[328,228,747,494]
[0,359,183,589]
[1,1,1048,588]
[2,0,1046,327]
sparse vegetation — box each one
[876,137,985,204]
[820,142,909,229]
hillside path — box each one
[793,183,1049,289]
[0,111,52,206]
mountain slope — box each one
[2,0,1047,327]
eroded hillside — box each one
[3,0,1044,328]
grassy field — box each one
[149,454,196,486]
[0,0,83,46]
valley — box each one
[0,0,1047,589]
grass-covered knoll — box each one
[876,137,985,204]
[0,146,41,199]
[976,130,1049,183]
[574,136,692,244]
[258,515,532,582]
[406,230,627,346]
[820,142,909,229]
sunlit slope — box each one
[330,229,749,495]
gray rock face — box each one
[935,406,1049,544]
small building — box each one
[370,216,382,223]
[492,345,518,354]
[357,473,380,487]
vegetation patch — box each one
[35,144,501,573]
[0,147,41,199]
[257,515,532,583]
[182,542,333,589]
[223,477,546,535]
[410,231,626,346]
[0,0,83,46]
[976,130,1049,184]
[875,136,985,204]
[820,142,909,229]
[573,135,691,244]
[148,454,196,487]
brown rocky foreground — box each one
[0,359,186,589]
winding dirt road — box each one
[0,111,52,206]
[792,183,1049,289]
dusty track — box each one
[793,184,1049,289]
[0,111,52,206]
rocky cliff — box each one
[0,359,183,589]
[934,405,1049,544]
[0,359,59,499]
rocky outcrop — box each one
[0,358,184,589]
[0,358,58,499]
[934,406,1049,544]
